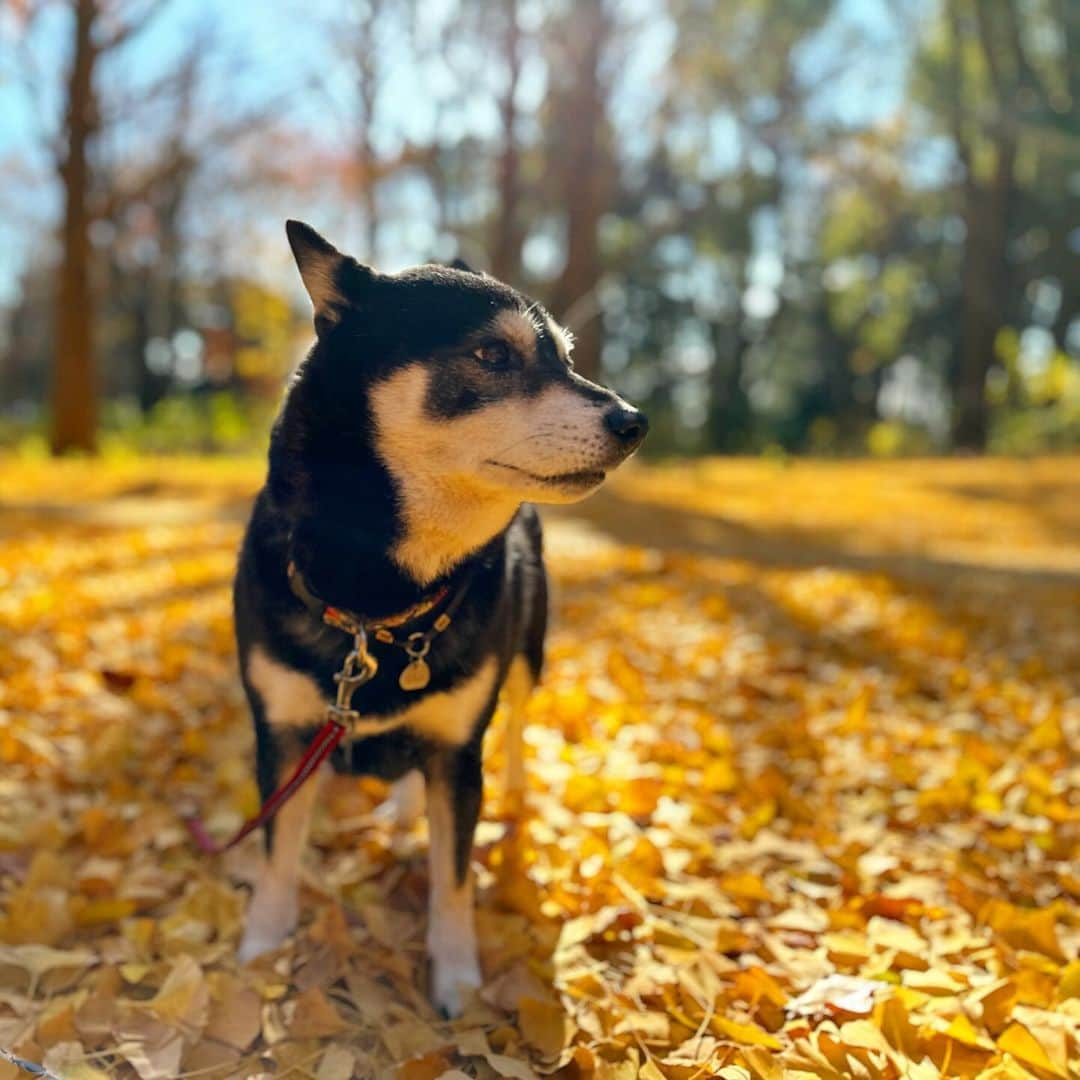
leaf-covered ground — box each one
[0,456,1077,1080]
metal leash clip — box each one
[329,628,379,734]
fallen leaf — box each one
[115,1015,184,1080]
[396,1050,454,1080]
[317,1044,357,1080]
[287,987,347,1039]
[786,975,881,1018]
[203,974,261,1050]
[997,1021,1067,1078]
[710,1016,782,1050]
[382,1020,449,1062]
[144,954,209,1033]
[518,997,570,1058]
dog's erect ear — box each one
[286,220,372,332]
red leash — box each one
[185,619,380,854]
[185,717,348,854]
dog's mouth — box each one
[485,461,606,488]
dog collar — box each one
[287,560,474,693]
[287,560,452,635]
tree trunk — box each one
[356,0,382,262]
[490,0,523,285]
[52,0,98,455]
[953,138,1016,450]
[706,315,751,452]
[550,0,610,382]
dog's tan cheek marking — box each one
[399,657,497,745]
[372,366,536,476]
[248,645,327,728]
[371,367,525,582]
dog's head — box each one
[285,220,648,509]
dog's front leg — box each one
[238,760,324,963]
[425,745,483,1017]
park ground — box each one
[0,456,1077,1079]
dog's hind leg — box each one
[503,656,533,810]
[238,758,324,963]
[374,769,426,829]
[503,557,546,812]
[425,745,484,1017]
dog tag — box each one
[399,657,431,692]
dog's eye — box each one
[473,342,512,369]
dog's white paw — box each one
[374,771,426,829]
[430,952,482,1019]
[237,926,288,964]
[238,880,298,963]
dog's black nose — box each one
[604,405,649,451]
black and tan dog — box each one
[234,221,648,1016]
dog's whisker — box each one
[490,430,557,457]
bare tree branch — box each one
[8,21,65,164]
[92,0,167,56]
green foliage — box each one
[866,420,936,458]
[97,393,274,455]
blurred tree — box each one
[347,0,385,260]
[2,0,1076,456]
[31,0,188,451]
[814,123,957,449]
[489,0,525,284]
[546,0,616,380]
[94,30,282,413]
[101,37,205,413]
[915,0,1077,448]
[7,1,294,449]
[407,0,521,270]
[619,0,842,451]
[53,0,103,454]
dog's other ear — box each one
[449,256,478,274]
[286,220,372,333]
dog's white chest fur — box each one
[247,646,497,745]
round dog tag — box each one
[399,658,431,691]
